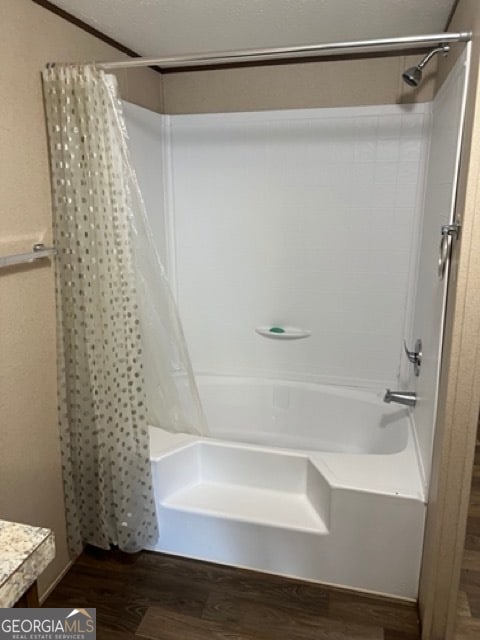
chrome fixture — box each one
[0,243,57,270]
[404,339,422,377]
[402,45,450,87]
[384,390,417,407]
[438,222,461,280]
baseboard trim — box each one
[39,558,74,604]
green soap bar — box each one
[269,327,285,333]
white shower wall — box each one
[406,50,469,486]
[122,102,169,270]
[168,105,430,388]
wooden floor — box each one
[45,548,420,640]
[455,426,480,639]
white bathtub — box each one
[149,376,426,600]
[198,376,409,454]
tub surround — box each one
[124,101,430,390]
[0,519,55,607]
[168,104,430,390]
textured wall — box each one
[0,0,162,598]
[162,54,437,114]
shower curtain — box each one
[43,65,206,554]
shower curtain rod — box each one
[94,32,472,71]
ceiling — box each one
[48,0,457,58]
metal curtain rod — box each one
[96,32,472,71]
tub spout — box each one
[384,389,416,407]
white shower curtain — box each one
[43,65,206,554]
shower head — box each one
[402,65,423,88]
[402,45,450,87]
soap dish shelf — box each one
[255,326,311,340]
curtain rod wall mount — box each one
[82,32,472,72]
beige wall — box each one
[418,1,480,639]
[162,53,436,114]
[0,0,162,598]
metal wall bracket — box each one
[441,223,461,237]
[0,243,57,270]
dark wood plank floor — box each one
[45,548,420,639]
[455,423,480,639]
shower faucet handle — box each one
[403,339,422,377]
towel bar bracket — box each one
[0,243,57,270]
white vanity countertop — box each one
[0,519,55,607]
